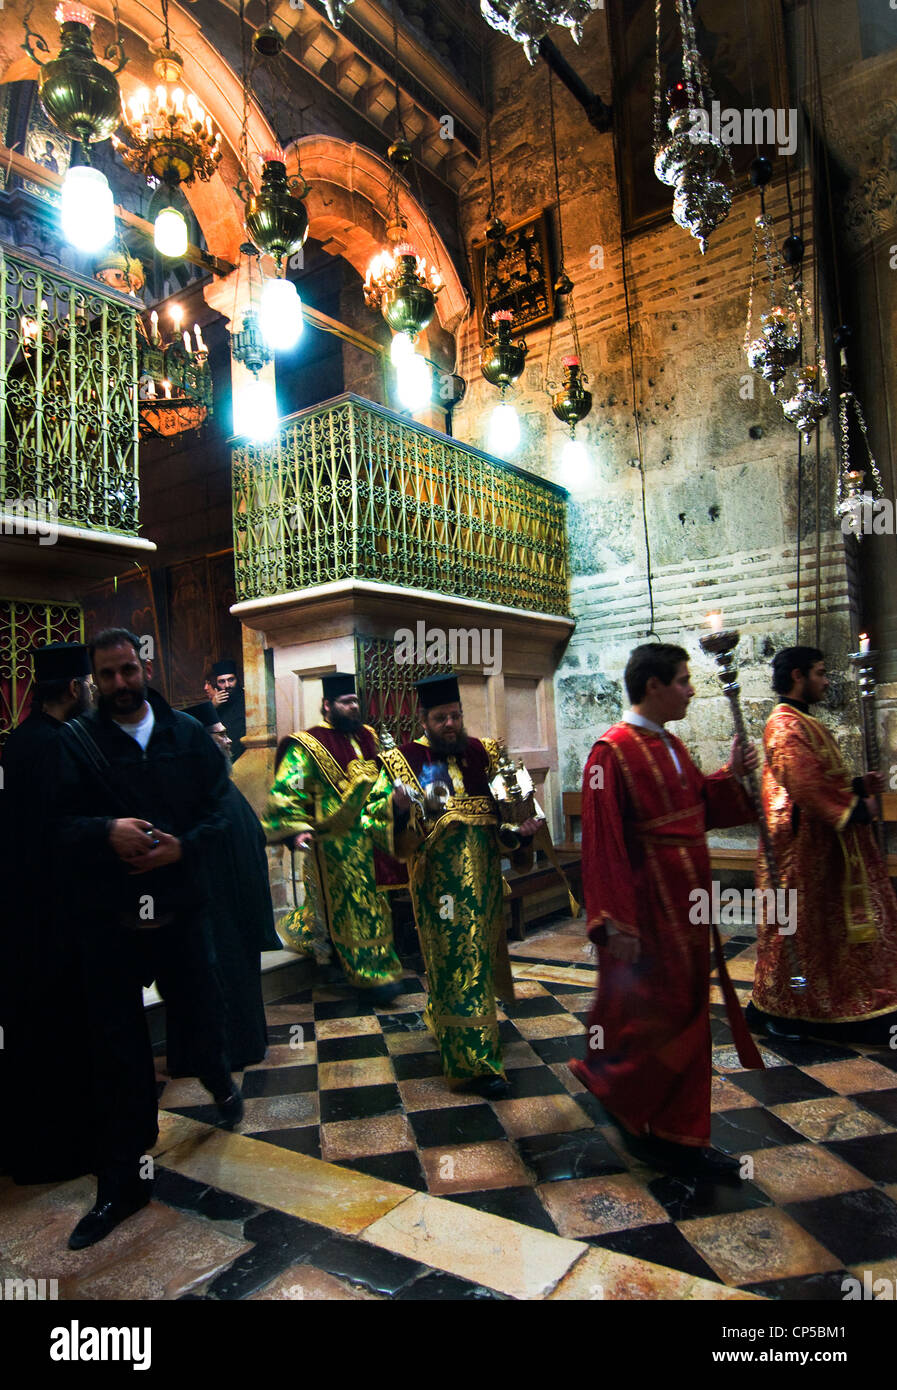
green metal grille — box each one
[0,242,140,536]
[0,597,83,743]
[232,394,570,615]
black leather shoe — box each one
[214,1088,244,1129]
[68,1190,152,1250]
[690,1148,743,1182]
[457,1074,511,1099]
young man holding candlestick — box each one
[570,642,764,1180]
[748,647,897,1043]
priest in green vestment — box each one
[375,673,544,1098]
[262,673,405,1000]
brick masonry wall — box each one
[450,18,862,814]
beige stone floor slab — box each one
[246,1042,317,1068]
[398,1077,476,1111]
[724,958,757,982]
[160,1127,412,1235]
[712,1076,760,1111]
[552,1061,587,1094]
[384,1031,439,1055]
[547,1245,763,1301]
[747,1143,873,1204]
[317,1057,395,1090]
[803,1058,897,1095]
[508,934,596,965]
[376,992,428,1014]
[235,1093,320,1134]
[509,980,552,999]
[67,1213,251,1300]
[491,1094,592,1139]
[502,1039,544,1070]
[510,962,595,989]
[153,1110,216,1156]
[418,1140,533,1195]
[712,1044,787,1072]
[770,1096,895,1142]
[265,1004,315,1024]
[314,1016,383,1040]
[538,1174,668,1239]
[249,1264,382,1300]
[678,1207,841,1286]
[159,1076,240,1108]
[361,1190,584,1299]
[513,1014,585,1040]
[321,1113,416,1162]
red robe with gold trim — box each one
[571,721,761,1147]
[753,703,897,1022]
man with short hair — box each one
[210,657,246,760]
[376,672,543,1097]
[570,643,763,1180]
[749,646,897,1042]
[0,643,94,1181]
[263,673,404,999]
[50,628,238,1249]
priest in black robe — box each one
[210,656,246,761]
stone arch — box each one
[287,135,469,339]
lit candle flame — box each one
[859,633,870,654]
[170,304,183,329]
[162,379,172,399]
[706,611,723,632]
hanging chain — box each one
[653,0,664,149]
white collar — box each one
[623,709,669,736]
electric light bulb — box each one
[233,376,278,441]
[61,166,114,253]
[488,400,520,457]
[560,435,589,485]
[395,352,431,412]
[259,276,303,351]
[390,331,415,365]
[154,206,188,257]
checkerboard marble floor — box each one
[4,917,897,1300]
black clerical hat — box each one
[322,672,356,701]
[211,657,239,678]
[415,672,461,709]
[32,642,90,682]
[183,701,219,727]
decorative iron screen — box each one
[355,633,451,747]
[0,597,83,743]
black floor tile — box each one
[379,1012,428,1034]
[742,1271,853,1301]
[517,1130,626,1183]
[269,988,315,1005]
[498,1019,522,1042]
[648,1173,774,1222]
[249,1126,321,1159]
[850,1089,897,1128]
[572,1011,592,1026]
[544,980,594,995]
[870,1050,897,1073]
[394,975,424,995]
[530,1036,582,1064]
[391,1051,445,1081]
[502,995,567,1019]
[311,1234,425,1296]
[726,1065,834,1106]
[710,1016,733,1046]
[335,1150,427,1190]
[241,1064,318,1098]
[446,1185,558,1234]
[500,1067,567,1099]
[242,1208,329,1252]
[824,1131,897,1184]
[784,1188,897,1264]
[314,998,377,1020]
[710,1106,808,1153]
[587,1223,722,1282]
[397,1271,507,1300]
[319,1083,402,1123]
[152,1168,214,1213]
[205,1244,299,1300]
[573,1092,610,1124]
[757,1038,858,1068]
[316,1033,389,1063]
[409,1105,505,1148]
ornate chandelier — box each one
[653,1,732,254]
[116,0,221,250]
[364,237,443,338]
[137,300,212,439]
[323,0,354,27]
[481,1,602,64]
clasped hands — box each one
[109,818,182,872]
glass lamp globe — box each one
[560,435,590,485]
[390,331,415,365]
[154,207,188,258]
[61,166,114,253]
[259,276,303,352]
[488,400,520,457]
[233,376,278,442]
[395,351,431,412]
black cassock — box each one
[165,778,279,1074]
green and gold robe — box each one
[376,734,531,1081]
[263,723,402,989]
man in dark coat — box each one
[49,628,239,1250]
[184,701,280,1067]
[0,642,93,1181]
[210,656,246,761]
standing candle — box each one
[150,309,160,345]
[706,611,724,633]
[860,633,871,654]
[183,330,192,355]
[162,379,172,400]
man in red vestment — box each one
[748,647,897,1043]
[570,643,764,1180]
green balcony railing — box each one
[232,394,570,615]
[0,242,140,536]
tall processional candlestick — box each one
[849,635,886,855]
[699,618,807,992]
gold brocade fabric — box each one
[374,737,519,1080]
[754,704,897,1021]
[262,741,402,988]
